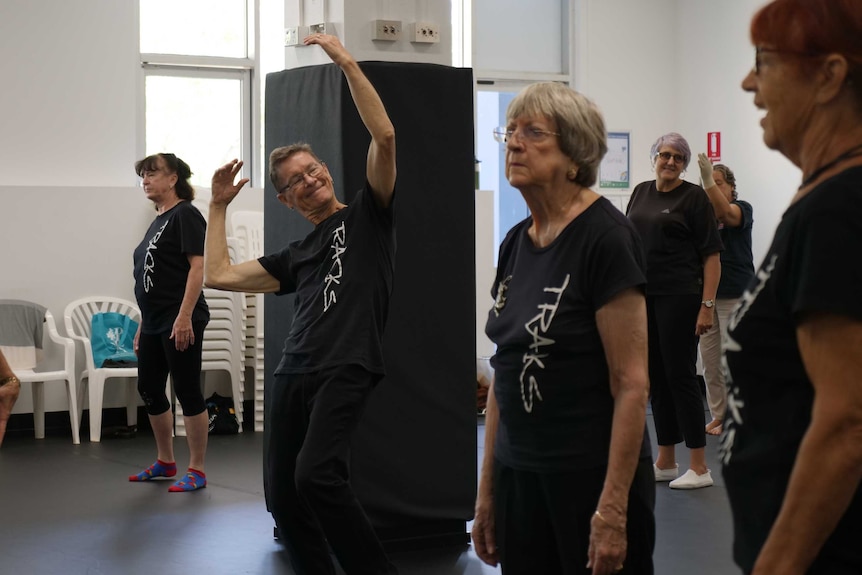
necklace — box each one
[798,142,862,190]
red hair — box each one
[751,0,862,66]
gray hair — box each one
[269,143,322,190]
[713,164,738,200]
[506,82,608,188]
[650,132,692,170]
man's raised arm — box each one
[205,159,280,293]
[304,34,396,207]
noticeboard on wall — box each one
[599,131,630,189]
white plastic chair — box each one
[0,301,80,444]
[64,296,140,443]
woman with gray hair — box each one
[473,82,655,574]
[626,133,723,490]
[696,157,754,437]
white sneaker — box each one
[669,469,713,490]
[653,463,679,482]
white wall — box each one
[0,0,139,187]
[576,0,795,268]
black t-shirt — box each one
[258,183,396,375]
[486,197,652,472]
[626,180,723,295]
[133,201,209,334]
[721,167,862,572]
[717,200,755,299]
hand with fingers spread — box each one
[211,159,249,207]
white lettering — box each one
[323,222,347,312]
[519,274,569,412]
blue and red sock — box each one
[168,468,207,492]
[129,459,177,482]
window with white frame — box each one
[139,0,255,188]
[463,0,572,263]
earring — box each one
[567,168,578,181]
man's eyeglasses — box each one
[279,163,325,195]
[754,46,823,75]
[493,126,560,144]
[655,151,686,164]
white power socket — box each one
[284,26,309,47]
[372,19,401,41]
[409,22,440,44]
[309,22,334,36]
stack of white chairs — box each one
[174,238,247,436]
[231,210,265,432]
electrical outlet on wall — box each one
[285,26,309,47]
[372,19,401,41]
[409,22,440,44]
[309,22,334,36]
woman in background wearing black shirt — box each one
[626,133,723,490]
[130,153,210,492]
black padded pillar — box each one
[263,61,477,547]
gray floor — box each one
[0,414,737,575]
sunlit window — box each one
[139,0,254,187]
[140,0,247,58]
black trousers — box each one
[268,365,397,575]
[136,321,207,417]
[647,294,706,449]
[493,457,656,574]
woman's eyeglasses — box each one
[754,46,823,75]
[493,126,560,144]
[655,151,686,163]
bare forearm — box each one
[478,385,499,497]
[178,263,204,319]
[702,254,720,301]
[340,60,395,143]
[704,185,742,227]
[204,204,231,287]
[597,383,648,519]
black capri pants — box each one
[136,321,207,417]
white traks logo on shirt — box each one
[718,253,777,465]
[142,221,169,293]
[323,222,346,312]
[519,274,570,413]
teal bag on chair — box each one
[91,312,139,368]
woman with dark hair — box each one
[129,152,210,492]
[472,82,655,574]
[626,133,723,490]
[722,0,862,572]
[696,158,754,436]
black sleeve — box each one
[258,248,297,295]
[687,186,723,257]
[783,195,862,322]
[177,204,206,256]
[588,220,647,310]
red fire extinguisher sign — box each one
[707,132,721,161]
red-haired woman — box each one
[722,1,862,573]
